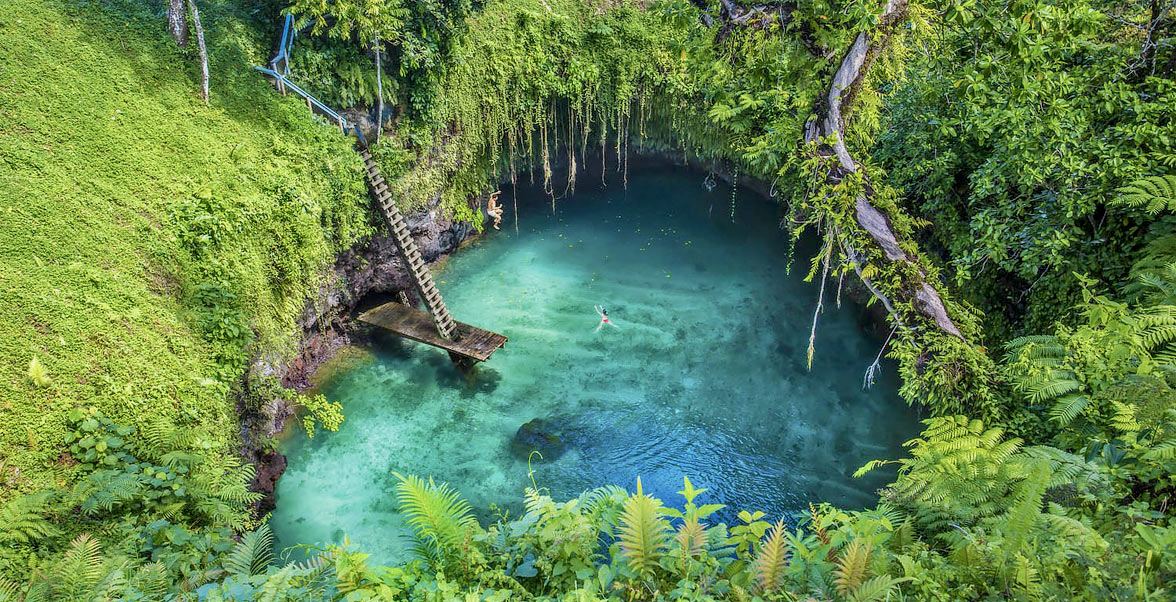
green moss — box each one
[0,0,374,499]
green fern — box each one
[675,517,707,559]
[27,356,51,388]
[393,473,478,568]
[257,565,296,602]
[1049,393,1092,425]
[1114,174,1176,215]
[0,578,22,602]
[224,524,274,577]
[617,477,670,579]
[833,540,871,597]
[752,519,789,594]
[54,533,103,599]
[849,575,908,602]
[1011,554,1043,601]
[0,490,60,545]
[996,460,1049,556]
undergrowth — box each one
[0,0,372,504]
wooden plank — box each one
[358,302,507,362]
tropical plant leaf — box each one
[393,472,478,568]
[1114,175,1176,215]
[617,477,670,579]
[224,524,274,577]
[752,519,789,594]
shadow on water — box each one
[271,163,922,564]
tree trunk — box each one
[802,0,964,339]
[375,36,384,146]
[188,0,209,105]
[167,0,188,46]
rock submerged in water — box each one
[511,418,567,460]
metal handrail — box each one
[270,13,295,75]
[252,65,350,129]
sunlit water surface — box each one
[271,165,921,563]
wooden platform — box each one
[358,302,507,362]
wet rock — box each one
[249,449,287,516]
[243,203,478,519]
[511,418,567,460]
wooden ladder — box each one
[360,148,458,340]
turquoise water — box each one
[271,165,921,563]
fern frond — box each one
[393,473,478,566]
[1143,439,1176,461]
[0,491,60,544]
[55,533,103,598]
[1049,393,1091,425]
[849,575,907,602]
[617,478,670,579]
[833,540,871,597]
[0,577,22,602]
[224,524,273,576]
[131,563,170,598]
[675,517,707,559]
[257,565,296,602]
[1114,175,1176,214]
[752,519,789,594]
[1026,374,1082,403]
[998,461,1049,555]
[1040,509,1108,552]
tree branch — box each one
[803,0,965,339]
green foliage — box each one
[616,477,670,580]
[875,0,1176,335]
[1116,175,1176,215]
[223,524,274,577]
[393,472,481,571]
[27,357,51,389]
[298,393,345,439]
[5,0,1176,600]
[0,491,61,546]
[0,0,371,517]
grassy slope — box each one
[0,0,373,498]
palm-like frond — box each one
[849,575,908,602]
[752,519,789,594]
[996,461,1049,555]
[0,491,60,544]
[55,533,103,599]
[675,517,707,559]
[393,473,478,567]
[224,524,274,577]
[617,478,670,579]
[1114,174,1176,214]
[1049,393,1091,425]
[1025,373,1082,403]
[0,577,22,602]
[833,540,871,597]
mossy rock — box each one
[510,418,567,461]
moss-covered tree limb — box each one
[801,0,963,340]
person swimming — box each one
[594,305,618,332]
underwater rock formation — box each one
[511,418,568,460]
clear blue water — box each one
[270,165,921,564]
